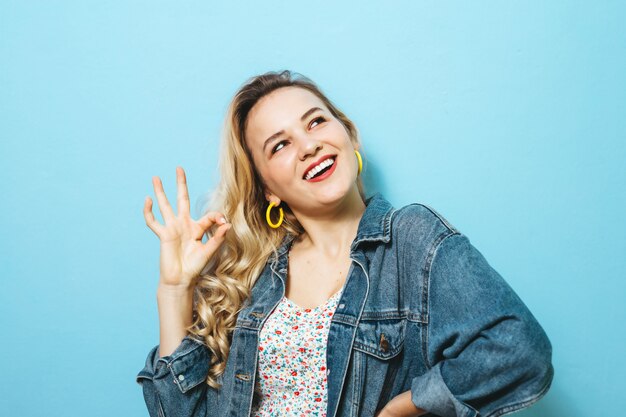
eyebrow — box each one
[262,107,324,152]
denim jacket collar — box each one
[351,191,395,247]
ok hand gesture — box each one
[144,166,231,290]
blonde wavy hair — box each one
[189,70,366,388]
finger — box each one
[152,175,176,223]
[196,211,228,236]
[176,166,191,217]
[200,223,231,257]
[143,196,165,236]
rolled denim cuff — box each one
[411,363,479,417]
[136,336,211,394]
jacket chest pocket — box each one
[350,318,407,415]
[353,317,406,360]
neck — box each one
[290,185,367,258]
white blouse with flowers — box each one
[250,286,344,417]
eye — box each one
[271,140,288,154]
[309,116,326,129]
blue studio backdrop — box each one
[1,1,624,416]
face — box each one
[244,86,360,215]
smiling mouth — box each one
[303,157,336,180]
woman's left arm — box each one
[393,232,554,417]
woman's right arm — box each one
[137,336,214,417]
[136,166,231,417]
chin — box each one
[311,184,354,205]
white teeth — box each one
[305,157,335,180]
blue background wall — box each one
[1,1,624,416]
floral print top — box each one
[250,286,344,417]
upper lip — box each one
[302,154,336,179]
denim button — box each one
[338,303,345,309]
[178,374,185,381]
[379,333,389,353]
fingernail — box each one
[219,217,226,224]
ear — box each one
[264,189,281,206]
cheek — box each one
[330,123,353,144]
[265,157,298,184]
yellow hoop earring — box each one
[266,201,284,229]
[354,150,363,175]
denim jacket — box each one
[136,193,554,417]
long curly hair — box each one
[189,70,366,388]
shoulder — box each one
[391,201,460,239]
[358,193,460,252]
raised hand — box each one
[144,166,231,290]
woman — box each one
[137,70,554,417]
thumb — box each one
[200,223,231,259]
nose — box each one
[298,136,323,161]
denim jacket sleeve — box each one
[410,233,554,417]
[136,336,212,417]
